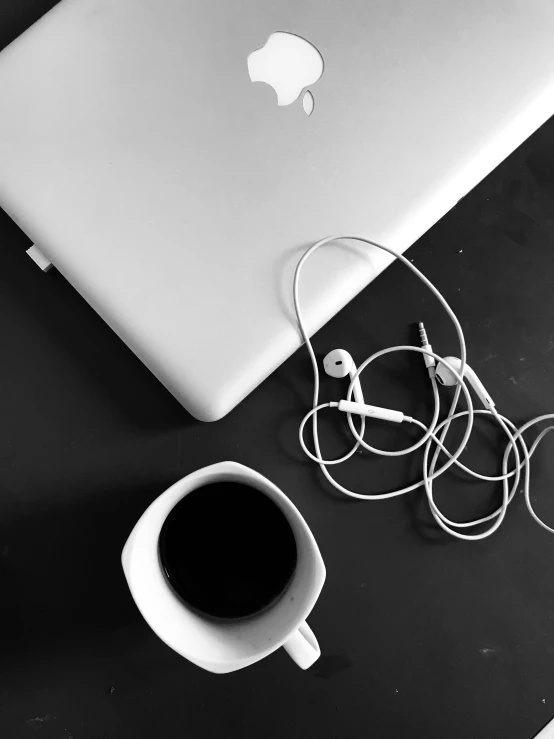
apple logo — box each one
[247,32,324,116]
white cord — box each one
[294,235,554,540]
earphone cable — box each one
[294,235,554,539]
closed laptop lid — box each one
[1,0,554,420]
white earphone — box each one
[294,234,554,541]
[323,349,364,405]
[435,356,495,409]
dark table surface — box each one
[2,3,554,738]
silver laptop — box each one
[1,0,554,421]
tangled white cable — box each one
[294,235,554,540]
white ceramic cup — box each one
[122,461,326,673]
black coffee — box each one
[158,482,297,619]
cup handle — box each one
[283,621,320,669]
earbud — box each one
[323,349,364,405]
[435,356,495,409]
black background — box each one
[2,2,554,738]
